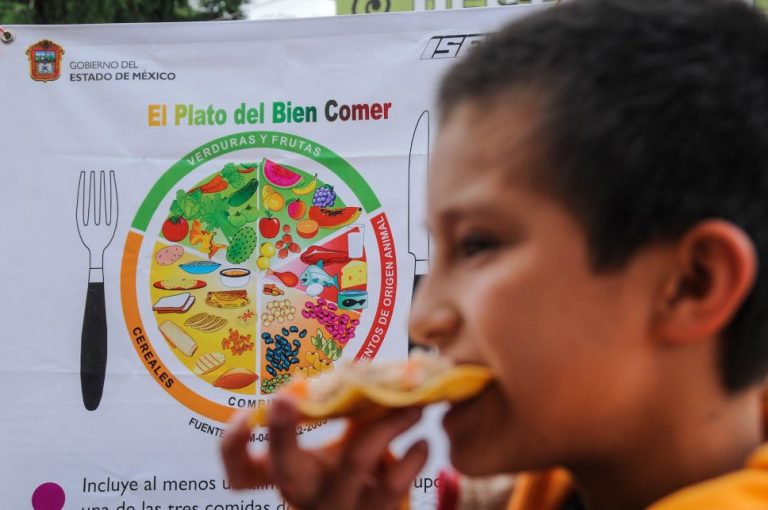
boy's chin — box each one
[447,431,510,476]
[451,451,494,477]
[450,450,501,477]
[446,425,535,476]
[450,445,533,477]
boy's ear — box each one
[653,220,757,344]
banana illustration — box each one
[292,173,318,195]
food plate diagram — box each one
[121,132,398,422]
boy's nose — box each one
[408,274,461,349]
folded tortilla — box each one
[248,353,492,427]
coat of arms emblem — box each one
[26,40,65,82]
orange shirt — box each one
[505,392,768,509]
[649,445,768,510]
[506,445,768,510]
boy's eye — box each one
[456,233,499,258]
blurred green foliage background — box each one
[2,0,766,26]
[0,0,247,24]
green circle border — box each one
[131,131,381,231]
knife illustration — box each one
[408,110,431,350]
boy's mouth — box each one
[442,379,495,436]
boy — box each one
[221,1,768,508]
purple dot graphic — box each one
[32,482,65,510]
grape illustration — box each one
[312,184,336,207]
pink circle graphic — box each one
[31,482,66,510]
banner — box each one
[334,0,764,15]
[0,6,544,509]
[336,0,555,14]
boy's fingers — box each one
[369,440,430,510]
[220,411,270,488]
[384,439,429,494]
[267,398,319,503]
[345,407,423,464]
[326,408,423,508]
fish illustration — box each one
[299,261,339,289]
[338,290,368,310]
[342,298,367,307]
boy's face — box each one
[409,99,666,475]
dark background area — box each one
[0,0,248,24]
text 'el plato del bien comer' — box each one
[147,101,394,127]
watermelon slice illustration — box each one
[263,158,303,188]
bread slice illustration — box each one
[153,292,194,313]
[184,312,228,332]
[158,320,198,357]
[184,313,210,327]
[193,352,226,375]
[249,353,492,427]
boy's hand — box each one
[221,397,428,510]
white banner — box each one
[0,6,543,509]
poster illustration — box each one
[125,134,396,423]
[0,5,544,509]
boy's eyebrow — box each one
[432,203,507,227]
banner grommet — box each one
[0,28,14,43]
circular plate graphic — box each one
[121,132,398,422]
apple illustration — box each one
[259,213,280,238]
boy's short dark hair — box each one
[439,0,768,392]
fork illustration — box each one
[76,171,118,411]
